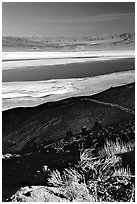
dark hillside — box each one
[2,92,134,154]
[2,82,135,201]
[91,82,135,111]
[2,118,135,201]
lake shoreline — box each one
[2,70,135,111]
[2,50,135,70]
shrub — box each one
[48,168,96,201]
[48,139,135,202]
[98,139,135,158]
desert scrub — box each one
[80,140,135,201]
[95,174,135,202]
[48,139,135,202]
[98,139,135,158]
[48,168,96,201]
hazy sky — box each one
[2,2,135,37]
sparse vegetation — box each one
[3,118,135,201]
[98,139,135,158]
[47,139,135,202]
[2,83,135,201]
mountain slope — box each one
[91,82,135,111]
[2,82,134,154]
[2,82,135,201]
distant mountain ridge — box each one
[2,33,135,51]
[2,32,135,42]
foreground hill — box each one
[2,83,134,154]
[3,117,135,201]
[2,82,135,201]
[91,82,135,111]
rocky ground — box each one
[3,118,135,201]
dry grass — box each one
[48,138,135,202]
[113,167,132,177]
[48,168,96,201]
[98,139,135,158]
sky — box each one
[2,2,135,37]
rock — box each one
[2,153,13,159]
[66,130,73,139]
[10,186,69,202]
[92,121,102,131]
[81,126,89,136]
